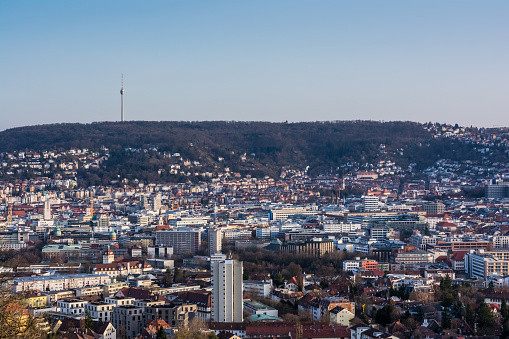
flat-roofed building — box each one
[394,250,433,264]
[282,238,334,256]
[84,301,114,322]
[466,250,509,279]
[111,305,144,339]
[144,302,198,328]
[57,299,87,316]
[12,273,111,293]
[155,230,201,255]
[423,202,445,215]
[243,279,272,298]
[269,207,318,221]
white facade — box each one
[270,207,317,221]
[57,299,87,316]
[208,228,222,256]
[85,302,114,322]
[43,200,51,220]
[363,196,379,212]
[343,260,361,272]
[147,245,173,259]
[243,279,273,298]
[255,227,270,240]
[211,259,243,322]
[12,274,111,293]
[105,296,135,307]
[323,222,361,234]
[493,236,509,249]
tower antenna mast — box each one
[120,74,125,122]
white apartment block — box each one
[243,279,273,298]
[57,299,87,316]
[208,228,222,256]
[12,274,111,293]
[493,236,509,249]
[85,301,115,322]
[343,260,361,272]
[105,296,135,307]
[111,305,144,339]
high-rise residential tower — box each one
[43,200,51,220]
[211,257,243,322]
[208,228,222,256]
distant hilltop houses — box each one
[0,121,507,186]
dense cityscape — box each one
[1,121,509,339]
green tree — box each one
[441,293,454,308]
[156,326,168,339]
[452,301,464,319]
[442,308,451,329]
[163,268,173,286]
[208,332,218,339]
[375,305,394,326]
[173,268,185,284]
[465,302,475,327]
[272,273,284,287]
[502,320,509,339]
[477,302,494,330]
[243,268,250,280]
[502,299,509,322]
[440,275,452,291]
[84,310,94,330]
[416,308,425,323]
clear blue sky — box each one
[1,0,508,131]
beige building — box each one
[211,258,243,322]
[394,250,433,264]
[330,306,355,326]
[282,238,334,256]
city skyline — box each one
[1,0,508,131]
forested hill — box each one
[0,121,496,183]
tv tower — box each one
[120,74,125,122]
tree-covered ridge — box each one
[0,120,505,184]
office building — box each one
[281,238,334,256]
[465,250,509,279]
[423,202,445,215]
[363,196,379,212]
[486,182,509,199]
[156,230,201,255]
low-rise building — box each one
[84,301,115,322]
[243,299,278,317]
[243,279,272,298]
[57,299,87,316]
[12,274,111,293]
[111,305,145,339]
